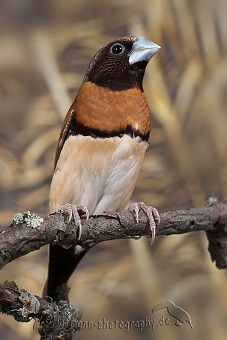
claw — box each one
[78,204,89,221]
[129,202,160,244]
[62,203,89,240]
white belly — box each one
[49,134,148,215]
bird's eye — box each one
[110,43,126,56]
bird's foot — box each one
[129,202,160,244]
[62,203,89,240]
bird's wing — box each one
[54,104,75,170]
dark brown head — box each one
[83,36,160,91]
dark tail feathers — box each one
[43,245,88,301]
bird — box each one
[44,36,161,301]
[152,300,194,330]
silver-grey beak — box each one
[129,36,161,65]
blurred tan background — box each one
[0,0,227,339]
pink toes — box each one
[62,203,89,240]
[129,202,160,244]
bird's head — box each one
[83,36,160,91]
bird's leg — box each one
[62,203,89,240]
[129,202,160,244]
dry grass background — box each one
[0,0,227,339]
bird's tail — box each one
[43,245,88,301]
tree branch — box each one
[0,201,227,270]
[0,281,81,340]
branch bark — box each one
[0,281,81,340]
[0,202,227,270]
